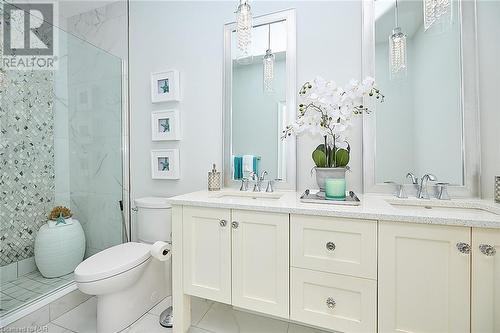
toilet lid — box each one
[75,242,151,283]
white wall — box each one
[129,1,363,210]
[477,0,500,199]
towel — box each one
[242,155,254,179]
[233,156,243,180]
[253,156,259,175]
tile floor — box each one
[0,270,74,316]
[30,296,330,333]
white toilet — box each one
[75,197,172,333]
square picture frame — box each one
[151,149,180,179]
[151,110,181,141]
[151,70,181,103]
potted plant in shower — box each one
[283,76,384,199]
[35,206,86,278]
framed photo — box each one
[151,70,181,103]
[151,149,180,179]
[151,110,181,141]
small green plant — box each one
[312,142,350,168]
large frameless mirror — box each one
[223,9,296,190]
[363,0,480,196]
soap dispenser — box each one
[208,164,221,191]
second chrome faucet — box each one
[240,170,276,193]
[388,172,446,200]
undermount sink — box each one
[387,200,500,219]
[209,191,284,201]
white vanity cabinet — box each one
[173,198,500,333]
[231,210,289,318]
[472,228,500,333]
[181,206,289,318]
[378,221,471,333]
[290,215,378,333]
[182,206,232,303]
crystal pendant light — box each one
[263,24,275,94]
[236,0,253,65]
[424,0,452,32]
[389,0,407,80]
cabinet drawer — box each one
[290,267,376,333]
[291,215,377,279]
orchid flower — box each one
[283,76,384,168]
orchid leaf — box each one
[335,149,350,167]
[312,149,327,167]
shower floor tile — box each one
[0,270,73,317]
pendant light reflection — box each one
[389,0,407,80]
[236,0,253,65]
[263,24,275,94]
[424,0,452,33]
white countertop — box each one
[167,190,500,229]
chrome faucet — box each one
[436,182,451,200]
[260,171,268,182]
[417,173,437,199]
[406,172,418,185]
[247,171,268,192]
[384,181,407,198]
[239,178,249,191]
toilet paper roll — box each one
[151,241,172,262]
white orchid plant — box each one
[283,76,384,168]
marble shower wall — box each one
[64,1,126,257]
[65,1,128,59]
[0,1,126,266]
[0,70,56,266]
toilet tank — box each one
[134,197,171,244]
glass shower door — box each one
[0,3,125,321]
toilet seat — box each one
[75,242,151,283]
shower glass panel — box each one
[0,2,124,321]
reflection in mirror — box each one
[374,0,463,185]
[224,10,296,189]
[231,22,286,180]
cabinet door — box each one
[231,210,289,318]
[472,228,500,333]
[378,221,470,333]
[183,206,231,303]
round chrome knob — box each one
[326,242,336,251]
[479,244,496,256]
[326,297,336,309]
[219,219,227,227]
[456,242,471,254]
[231,221,239,229]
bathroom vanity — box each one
[167,1,499,332]
[169,191,500,333]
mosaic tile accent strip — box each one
[0,68,55,266]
